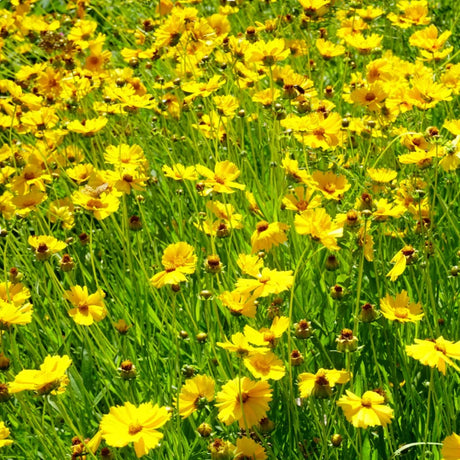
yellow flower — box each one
[251,221,289,254]
[316,39,345,59]
[162,163,198,181]
[441,433,460,460]
[372,198,406,221]
[282,186,321,212]
[244,316,290,348]
[409,25,451,52]
[298,368,351,398]
[244,38,290,66]
[67,117,108,136]
[386,245,416,281]
[244,351,286,381]
[217,332,269,357]
[406,337,460,375]
[8,355,72,395]
[309,171,351,201]
[408,76,452,110]
[65,285,107,326]
[295,207,343,251]
[0,299,33,329]
[28,235,67,261]
[0,282,30,306]
[234,436,267,460]
[344,33,383,55]
[104,144,146,168]
[236,267,294,299]
[99,402,171,458]
[181,75,225,103]
[367,168,397,183]
[0,422,13,449]
[336,390,394,428]
[72,189,121,220]
[216,377,272,428]
[380,290,424,323]
[195,161,245,195]
[218,291,257,318]
[350,82,388,112]
[150,242,197,288]
[175,374,215,419]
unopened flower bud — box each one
[294,320,312,339]
[209,438,234,460]
[9,267,23,283]
[258,417,275,433]
[200,290,213,300]
[78,232,90,246]
[290,350,304,366]
[336,328,358,352]
[0,383,11,402]
[330,284,344,300]
[331,434,343,447]
[119,360,136,380]
[197,423,212,438]
[181,364,196,378]
[359,303,378,323]
[205,255,223,274]
[0,353,10,371]
[113,319,131,334]
[325,254,339,271]
[60,254,75,272]
[196,332,208,343]
[129,215,142,231]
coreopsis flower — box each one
[281,156,310,183]
[408,76,452,110]
[282,186,321,212]
[380,290,424,323]
[9,164,52,195]
[298,0,330,18]
[72,189,121,220]
[244,38,289,66]
[48,198,75,230]
[251,221,289,253]
[104,144,146,169]
[336,390,394,428]
[244,316,290,348]
[244,351,286,381]
[209,438,236,459]
[150,242,197,288]
[282,112,343,150]
[316,39,345,59]
[70,431,102,460]
[386,245,417,281]
[372,198,406,221]
[295,207,344,251]
[398,147,437,168]
[65,285,107,326]
[162,163,198,181]
[350,82,388,112]
[234,437,267,460]
[387,0,430,28]
[8,355,72,395]
[28,235,67,261]
[405,337,460,375]
[236,267,294,299]
[218,291,257,318]
[67,117,108,136]
[216,377,272,428]
[298,369,351,398]
[409,25,452,55]
[0,299,33,329]
[195,161,245,195]
[441,433,460,460]
[217,332,269,357]
[214,95,239,117]
[344,33,383,54]
[0,422,12,449]
[175,374,215,418]
[309,171,351,201]
[367,168,397,183]
[181,75,225,103]
[0,282,30,306]
[237,254,265,277]
[99,402,171,458]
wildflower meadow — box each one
[0,0,459,458]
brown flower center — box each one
[128,423,143,435]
